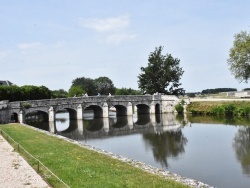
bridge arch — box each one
[84,105,103,118]
[56,108,77,120]
[136,104,150,114]
[113,105,127,116]
[10,112,18,123]
[25,110,49,122]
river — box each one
[26,112,250,188]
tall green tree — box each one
[227,31,250,82]
[138,46,184,95]
[94,76,115,95]
[72,77,97,96]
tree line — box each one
[0,85,51,102]
[201,88,237,94]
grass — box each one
[0,124,189,188]
[187,101,250,116]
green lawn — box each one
[0,124,189,188]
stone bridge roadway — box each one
[3,95,180,124]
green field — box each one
[0,124,189,188]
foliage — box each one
[72,77,97,96]
[51,89,68,98]
[94,76,115,95]
[227,30,250,82]
[0,125,189,188]
[68,86,85,97]
[175,103,184,114]
[115,87,142,95]
[0,85,51,102]
[201,88,237,94]
[22,102,31,109]
[186,93,196,97]
[187,101,250,117]
[71,76,116,96]
[138,46,184,95]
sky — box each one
[1,0,250,92]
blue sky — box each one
[1,0,250,92]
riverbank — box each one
[0,123,212,188]
[186,99,250,116]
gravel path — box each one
[0,135,50,188]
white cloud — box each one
[80,15,130,32]
[104,33,137,44]
[18,42,42,50]
[78,15,137,44]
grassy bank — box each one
[187,101,250,116]
[0,124,189,188]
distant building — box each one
[226,91,250,98]
[0,80,15,86]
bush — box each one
[223,104,236,115]
[175,103,184,114]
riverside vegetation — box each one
[0,124,189,188]
[187,101,250,116]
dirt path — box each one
[0,135,50,188]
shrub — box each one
[223,104,236,115]
[175,103,184,114]
[22,102,31,109]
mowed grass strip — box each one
[0,124,189,188]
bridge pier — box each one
[77,104,83,120]
[18,110,25,124]
[77,119,84,135]
[103,103,109,118]
[49,121,55,133]
[49,107,55,122]
[150,102,155,114]
[127,102,133,116]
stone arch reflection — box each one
[134,114,150,125]
[233,127,250,175]
[84,118,103,132]
[110,116,128,128]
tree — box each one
[115,87,142,95]
[68,86,85,97]
[51,89,68,98]
[94,76,115,95]
[227,31,250,82]
[72,77,97,96]
[71,76,116,96]
[138,46,184,94]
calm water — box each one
[27,112,250,188]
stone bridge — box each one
[0,95,180,124]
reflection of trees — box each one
[143,131,187,168]
[233,127,250,175]
[55,118,67,123]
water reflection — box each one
[143,131,187,168]
[233,127,250,176]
